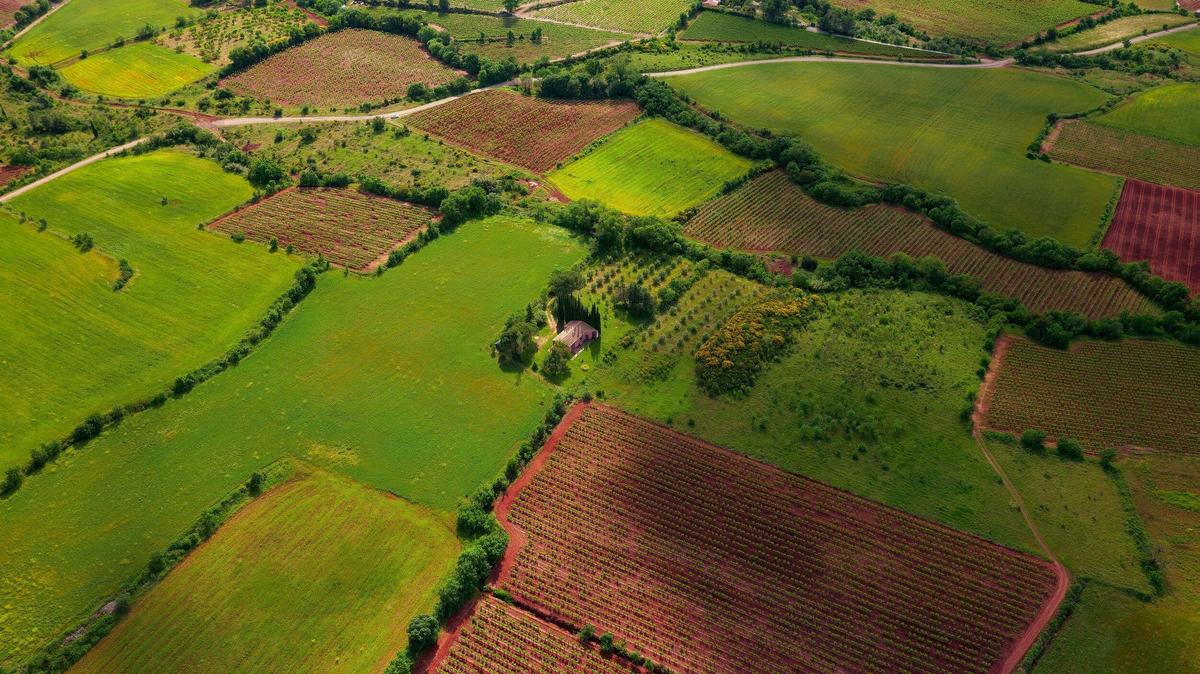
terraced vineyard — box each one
[1103,179,1200,294]
[209,188,433,270]
[986,337,1200,455]
[406,89,641,172]
[1049,121,1200,192]
[686,172,1152,319]
[499,404,1060,674]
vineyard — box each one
[1104,179,1200,294]
[406,89,641,173]
[160,4,314,64]
[223,29,460,107]
[432,596,632,673]
[1049,121,1200,192]
[208,188,432,270]
[530,0,693,34]
[985,336,1200,454]
[686,171,1152,319]
[498,404,1059,674]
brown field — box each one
[985,336,1200,454]
[405,89,641,173]
[0,164,31,187]
[1049,120,1200,192]
[687,171,1153,319]
[209,187,431,270]
[496,403,1060,674]
[1104,179,1200,294]
[223,29,460,107]
[0,0,23,27]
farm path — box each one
[647,54,1014,78]
[1077,20,1200,55]
[0,137,147,202]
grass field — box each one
[0,149,296,471]
[681,11,951,59]
[9,0,202,66]
[1050,120,1200,191]
[667,62,1118,247]
[1049,13,1194,52]
[392,9,635,62]
[0,216,585,668]
[530,0,693,34]
[1145,21,1200,59]
[830,0,1095,43]
[59,42,215,99]
[1092,83,1200,147]
[71,469,458,674]
[985,337,1200,455]
[547,118,754,216]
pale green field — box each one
[667,62,1119,246]
[0,216,584,668]
[531,0,692,34]
[681,11,950,59]
[831,0,1094,43]
[71,469,458,674]
[547,118,755,217]
[1093,83,1200,146]
[60,42,214,99]
[1048,13,1194,52]
[9,0,202,66]
[0,149,296,470]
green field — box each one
[71,468,458,674]
[667,62,1118,246]
[59,42,214,99]
[830,0,1094,43]
[9,0,202,66]
[0,149,296,470]
[1146,23,1200,60]
[391,9,635,62]
[547,118,754,217]
[1092,83,1200,147]
[681,11,949,59]
[531,0,692,35]
[1048,13,1195,52]
[0,215,585,668]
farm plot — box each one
[668,62,1118,247]
[0,0,24,28]
[209,188,432,270]
[391,10,635,63]
[1047,13,1195,52]
[8,0,202,66]
[829,0,1094,44]
[546,118,755,216]
[1091,83,1200,147]
[985,336,1200,455]
[160,4,315,65]
[71,469,458,674]
[499,404,1060,674]
[406,89,640,172]
[1103,179,1200,294]
[687,171,1152,318]
[223,29,460,107]
[59,42,215,99]
[530,0,693,35]
[432,596,633,673]
[681,11,952,59]
[1049,120,1200,192]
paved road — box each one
[1076,20,1199,55]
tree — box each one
[1099,447,1118,471]
[495,317,536,363]
[406,82,429,101]
[1056,438,1084,461]
[615,282,654,318]
[246,471,265,495]
[1020,429,1047,453]
[406,614,439,654]
[542,340,573,380]
[548,268,584,298]
[503,0,518,12]
[247,156,285,187]
[1,467,22,496]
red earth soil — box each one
[1180,0,1200,11]
[0,164,31,187]
[1104,179,1200,294]
[495,403,1060,674]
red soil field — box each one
[0,164,30,188]
[406,89,641,173]
[1104,179,1200,294]
[497,403,1060,674]
[1048,120,1200,192]
[687,171,1152,319]
[223,29,460,107]
[209,187,431,270]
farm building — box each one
[555,320,599,354]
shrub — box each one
[1,467,22,496]
[406,614,439,655]
[1020,429,1047,453]
[542,340,573,380]
[1056,438,1084,461]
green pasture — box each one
[0,149,295,471]
[1093,83,1200,147]
[828,0,1093,44]
[681,11,948,59]
[667,62,1118,246]
[9,0,202,66]
[1048,13,1195,52]
[0,215,583,668]
[1146,23,1200,60]
[391,9,635,62]
[59,42,214,99]
[71,468,458,674]
[547,118,755,217]
[530,0,692,35]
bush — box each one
[406,614,439,655]
[542,340,573,380]
[1020,429,1047,453]
[1056,438,1084,461]
[1,467,22,496]
[1099,447,1118,471]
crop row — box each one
[406,89,640,173]
[209,187,431,270]
[686,171,1152,319]
[1049,120,1200,192]
[501,404,1058,674]
[1104,179,1200,294]
[986,336,1200,454]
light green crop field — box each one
[9,0,202,66]
[1048,13,1195,52]
[390,9,635,62]
[71,469,458,674]
[531,0,692,35]
[583,288,1038,554]
[547,118,754,217]
[1092,83,1200,147]
[667,62,1118,246]
[830,0,1094,43]
[59,42,214,99]
[0,149,296,470]
[681,11,949,59]
[0,215,583,667]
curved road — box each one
[1077,20,1199,55]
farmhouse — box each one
[555,320,598,354]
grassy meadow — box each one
[1048,13,1194,53]
[681,11,948,59]
[71,468,458,674]
[0,215,583,667]
[390,9,635,62]
[59,42,214,99]
[0,149,296,470]
[547,118,755,217]
[667,62,1118,246]
[1092,83,1200,147]
[829,0,1094,43]
[9,0,202,66]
